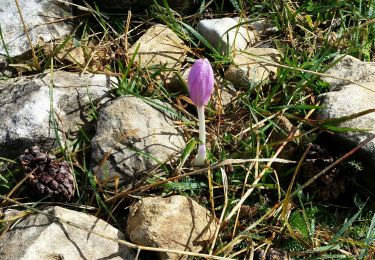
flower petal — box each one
[188,58,214,106]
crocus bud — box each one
[188,58,214,106]
[188,58,214,167]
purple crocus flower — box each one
[188,58,214,106]
[187,58,214,166]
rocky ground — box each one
[0,0,375,259]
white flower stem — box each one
[194,105,206,166]
[197,105,206,145]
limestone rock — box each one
[44,39,110,71]
[212,81,237,113]
[0,0,73,57]
[0,71,112,158]
[198,18,256,54]
[91,96,185,186]
[270,115,300,143]
[318,55,375,190]
[128,24,186,72]
[232,18,278,37]
[126,195,217,260]
[316,82,375,185]
[269,116,300,168]
[0,57,7,71]
[44,39,86,67]
[0,209,23,222]
[165,66,191,91]
[225,47,280,88]
[317,82,375,148]
[0,206,134,259]
[322,55,375,88]
[0,57,11,77]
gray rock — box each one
[318,55,375,187]
[211,80,237,113]
[322,55,375,88]
[232,18,278,35]
[224,47,280,88]
[165,65,191,91]
[0,57,7,71]
[0,209,23,221]
[126,195,218,260]
[198,17,256,54]
[0,0,73,57]
[128,24,187,82]
[91,96,185,186]
[316,82,375,185]
[0,206,134,259]
[0,71,112,158]
[248,20,278,35]
[44,38,86,66]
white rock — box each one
[317,82,375,146]
[0,0,73,57]
[126,195,218,260]
[0,206,135,259]
[165,65,191,91]
[198,17,256,54]
[224,47,280,88]
[0,209,23,221]
[211,80,237,113]
[317,82,375,186]
[0,71,113,157]
[319,55,375,157]
[128,24,186,70]
[232,18,278,35]
[91,96,185,185]
[322,55,375,88]
[44,39,86,66]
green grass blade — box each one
[360,211,375,257]
[177,139,197,171]
[330,201,366,244]
[179,21,222,57]
[321,125,371,132]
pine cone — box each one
[19,146,75,201]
